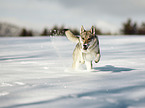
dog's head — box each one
[80,26,96,51]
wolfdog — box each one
[64,26,100,70]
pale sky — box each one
[0,0,145,33]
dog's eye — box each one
[88,38,91,40]
[82,38,84,40]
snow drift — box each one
[0,36,145,108]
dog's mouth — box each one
[83,44,88,50]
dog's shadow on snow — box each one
[93,65,135,73]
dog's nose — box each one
[83,44,88,50]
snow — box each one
[0,36,145,108]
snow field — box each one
[0,36,145,108]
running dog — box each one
[64,26,100,70]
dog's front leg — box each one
[94,47,101,63]
[85,61,92,70]
[95,53,101,63]
[72,60,80,70]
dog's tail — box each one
[64,29,79,43]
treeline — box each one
[40,25,79,36]
[40,25,102,36]
[121,19,145,35]
[11,18,145,37]
[19,25,102,36]
[19,28,33,36]
[19,26,79,36]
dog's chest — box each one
[82,52,96,61]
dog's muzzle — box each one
[83,44,89,50]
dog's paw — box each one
[95,59,99,63]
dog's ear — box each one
[91,26,95,35]
[80,25,85,33]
